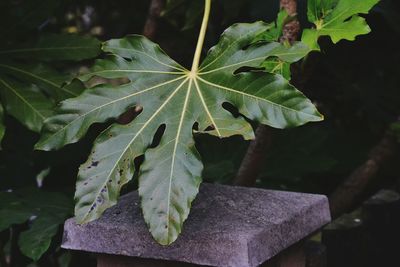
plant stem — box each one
[190,0,211,74]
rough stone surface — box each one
[62,183,331,267]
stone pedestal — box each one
[62,184,331,267]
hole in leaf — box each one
[134,155,145,172]
[204,125,215,131]
[149,124,166,148]
[192,122,199,131]
[117,106,143,125]
[84,75,130,88]
[234,66,264,75]
[222,102,240,118]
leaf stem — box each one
[190,0,211,74]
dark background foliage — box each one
[0,0,399,266]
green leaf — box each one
[307,0,338,22]
[18,215,61,261]
[303,0,379,50]
[0,63,83,101]
[0,77,54,132]
[255,9,289,43]
[36,22,322,245]
[262,57,292,80]
[0,192,32,232]
[0,189,72,260]
[0,104,5,147]
[0,34,101,62]
[0,208,32,232]
[258,41,310,80]
[253,10,309,80]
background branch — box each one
[329,129,398,218]
[143,0,166,40]
[234,0,299,186]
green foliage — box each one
[36,17,321,244]
[0,0,101,137]
[0,34,101,135]
[256,9,289,43]
[0,0,101,263]
[0,80,54,133]
[255,9,294,79]
[0,0,389,262]
[0,34,101,62]
[262,58,292,80]
[302,0,379,50]
[0,189,72,261]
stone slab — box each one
[62,183,331,267]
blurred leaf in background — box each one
[0,189,72,261]
[0,34,101,133]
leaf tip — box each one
[34,139,53,151]
[33,142,45,151]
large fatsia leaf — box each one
[0,77,54,132]
[36,22,322,245]
[0,34,101,62]
[302,0,379,50]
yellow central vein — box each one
[193,77,221,136]
[166,78,193,241]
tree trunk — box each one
[329,130,398,217]
[143,0,166,40]
[234,0,299,186]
